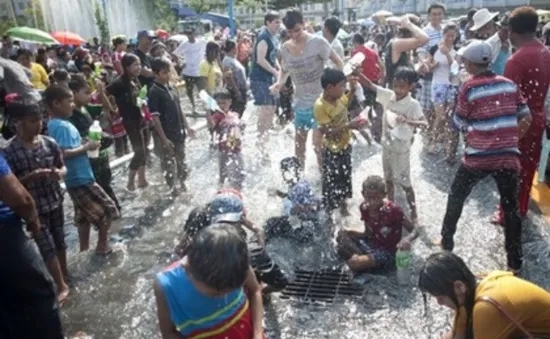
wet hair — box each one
[362,175,386,194]
[352,33,365,45]
[418,252,477,339]
[44,84,72,108]
[321,68,346,89]
[427,3,446,14]
[5,93,43,121]
[283,8,304,30]
[213,88,232,101]
[224,39,237,53]
[68,74,89,93]
[467,8,478,21]
[280,156,303,182]
[112,37,126,47]
[393,66,418,85]
[183,205,212,238]
[16,48,33,59]
[121,53,140,75]
[324,16,342,37]
[205,41,220,64]
[264,10,280,25]
[509,6,538,35]
[151,57,171,74]
[186,223,249,291]
[52,69,70,83]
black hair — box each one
[352,33,365,45]
[150,42,166,56]
[6,93,43,121]
[205,41,220,64]
[183,205,212,238]
[362,175,386,193]
[324,16,342,37]
[467,8,478,21]
[393,66,418,85]
[52,69,70,83]
[427,3,446,14]
[44,84,72,107]
[321,68,346,89]
[113,37,126,47]
[509,6,539,35]
[68,74,89,93]
[280,156,303,184]
[16,48,32,59]
[418,252,477,339]
[151,57,171,74]
[264,10,280,25]
[213,88,232,101]
[186,223,249,291]
[224,39,237,53]
[121,53,140,76]
[283,8,304,30]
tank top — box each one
[157,261,254,339]
[249,27,278,83]
[384,40,411,86]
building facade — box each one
[0,0,30,18]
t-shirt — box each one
[418,24,443,81]
[492,49,510,76]
[175,40,207,77]
[148,81,186,143]
[376,86,424,145]
[222,55,247,91]
[351,45,382,83]
[106,76,142,122]
[47,118,95,188]
[250,27,278,83]
[30,62,48,90]
[453,271,550,339]
[134,48,154,89]
[0,154,19,226]
[280,34,332,109]
[314,93,351,152]
[359,200,405,255]
[199,60,223,94]
[432,49,456,85]
[211,111,243,152]
[327,38,344,69]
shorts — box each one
[35,206,67,262]
[219,150,245,189]
[363,86,377,107]
[352,238,395,269]
[322,146,352,210]
[431,83,457,106]
[249,244,289,290]
[382,139,412,187]
[418,79,433,113]
[294,107,318,130]
[67,183,119,229]
[182,75,199,89]
[251,80,277,106]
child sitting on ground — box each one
[337,175,418,274]
[155,224,265,339]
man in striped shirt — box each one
[440,40,532,272]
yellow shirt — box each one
[314,93,351,152]
[30,62,49,90]
[199,60,222,93]
[453,271,550,339]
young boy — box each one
[358,66,426,223]
[314,68,367,215]
[211,89,246,189]
[44,84,119,255]
[155,224,265,339]
[3,94,70,304]
[337,175,418,273]
[68,75,121,213]
[148,57,196,196]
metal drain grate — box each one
[280,269,363,303]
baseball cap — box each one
[209,192,244,223]
[137,30,156,40]
[457,40,492,64]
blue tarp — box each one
[200,12,230,27]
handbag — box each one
[476,296,535,339]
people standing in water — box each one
[419,252,550,339]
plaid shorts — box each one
[418,79,433,113]
[67,183,119,229]
[35,206,66,261]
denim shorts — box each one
[431,83,458,106]
[353,238,395,269]
[294,107,318,130]
[251,80,277,106]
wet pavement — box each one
[59,104,550,339]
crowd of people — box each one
[1,3,550,339]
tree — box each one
[146,0,179,31]
[21,0,47,31]
[186,0,229,14]
[94,1,110,46]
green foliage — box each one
[147,0,179,30]
[186,0,227,14]
[0,0,46,36]
[94,1,110,46]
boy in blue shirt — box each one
[44,84,119,255]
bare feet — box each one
[137,181,149,189]
[57,286,70,307]
[126,183,136,192]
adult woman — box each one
[199,41,223,95]
[16,48,49,90]
[271,9,343,169]
[100,54,149,192]
[419,252,550,339]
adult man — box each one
[469,8,499,40]
[174,29,206,114]
[486,15,511,75]
[322,16,344,68]
[134,30,156,90]
[249,11,281,161]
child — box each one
[222,40,248,118]
[337,175,418,273]
[358,66,426,223]
[52,69,70,87]
[155,224,265,339]
[3,93,70,304]
[68,76,121,213]
[314,68,367,215]
[148,57,196,196]
[211,89,246,190]
[44,84,119,255]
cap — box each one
[457,40,492,64]
[209,191,244,223]
[137,30,156,40]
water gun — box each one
[137,85,152,122]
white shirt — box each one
[175,40,207,77]
[327,38,344,69]
[486,32,511,65]
[432,49,456,85]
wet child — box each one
[155,224,265,339]
[148,57,196,197]
[44,84,119,255]
[3,93,70,304]
[337,175,417,274]
[314,68,367,215]
[357,66,426,223]
[68,75,121,213]
[211,89,246,190]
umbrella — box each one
[51,31,86,46]
[167,34,188,44]
[373,10,393,17]
[7,26,58,45]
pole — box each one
[228,0,235,37]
